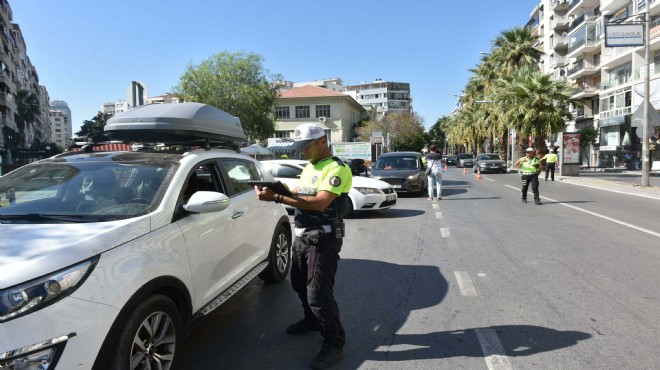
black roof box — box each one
[104,102,246,146]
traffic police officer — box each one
[541,148,559,181]
[515,147,543,205]
[255,123,351,369]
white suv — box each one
[0,104,292,369]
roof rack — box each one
[133,139,241,153]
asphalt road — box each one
[175,168,660,370]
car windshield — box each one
[374,156,419,170]
[480,154,501,160]
[459,154,474,159]
[0,160,176,223]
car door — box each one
[176,160,246,309]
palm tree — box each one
[495,67,577,155]
[15,89,41,145]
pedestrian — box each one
[515,147,543,205]
[425,144,444,200]
[541,148,559,181]
[254,123,351,369]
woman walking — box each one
[425,145,444,200]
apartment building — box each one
[531,0,660,169]
[343,79,413,118]
[0,0,51,153]
[49,100,72,149]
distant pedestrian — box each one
[541,148,559,181]
[425,144,444,200]
[515,147,543,205]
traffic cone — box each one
[463,167,467,175]
[476,169,482,180]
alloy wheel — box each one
[130,311,176,370]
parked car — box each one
[0,103,292,369]
[473,153,507,173]
[445,156,457,166]
[370,152,428,196]
[457,153,475,168]
[261,159,397,216]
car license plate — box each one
[386,195,396,201]
[392,185,401,188]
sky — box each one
[11,0,540,136]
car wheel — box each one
[259,225,291,283]
[108,294,182,370]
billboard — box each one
[604,23,644,47]
[562,133,581,164]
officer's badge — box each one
[312,175,318,184]
[329,176,341,187]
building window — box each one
[275,106,290,119]
[295,106,310,118]
[316,105,330,118]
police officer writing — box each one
[541,148,559,181]
[515,147,543,205]
[254,123,352,369]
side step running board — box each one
[199,261,268,316]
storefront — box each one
[597,115,641,169]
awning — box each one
[267,141,296,154]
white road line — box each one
[440,228,451,237]
[504,184,660,239]
[435,212,443,219]
[475,328,514,370]
[454,271,478,296]
[560,180,660,201]
[432,203,440,210]
[484,177,496,182]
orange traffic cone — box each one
[463,167,467,175]
[476,169,482,180]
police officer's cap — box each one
[525,147,535,153]
[289,123,326,150]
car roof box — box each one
[104,102,246,146]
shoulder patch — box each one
[329,176,341,187]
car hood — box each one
[0,217,151,288]
[352,176,393,189]
[478,159,505,164]
[370,169,420,178]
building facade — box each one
[344,79,413,118]
[272,85,367,147]
[49,100,72,150]
[530,0,660,169]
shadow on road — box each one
[348,208,425,219]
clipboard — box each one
[248,180,294,196]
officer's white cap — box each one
[289,123,326,150]
[526,147,535,153]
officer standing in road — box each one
[254,123,351,369]
[541,148,559,181]
[515,147,543,205]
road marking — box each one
[454,271,478,296]
[435,212,443,219]
[440,228,451,237]
[475,328,514,370]
[560,180,660,201]
[504,184,660,239]
[432,203,440,210]
[484,177,496,182]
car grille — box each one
[380,199,396,207]
[382,188,395,194]
[381,178,404,186]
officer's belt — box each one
[294,225,332,237]
[522,172,538,175]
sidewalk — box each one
[555,169,660,200]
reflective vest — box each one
[520,156,540,174]
[542,153,558,163]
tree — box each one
[15,89,41,144]
[173,51,282,141]
[577,126,598,168]
[76,112,113,142]
[356,112,426,152]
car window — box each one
[375,156,419,170]
[267,164,302,179]
[220,159,260,195]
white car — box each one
[261,159,397,216]
[0,103,292,369]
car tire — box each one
[259,225,291,283]
[108,294,182,370]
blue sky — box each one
[11,0,540,135]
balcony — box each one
[601,0,631,15]
[600,46,633,70]
[567,0,582,16]
[600,75,631,90]
[552,55,567,68]
[552,15,569,31]
[553,35,569,49]
[551,0,570,11]
[572,82,601,98]
[567,59,600,79]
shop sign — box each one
[600,145,617,151]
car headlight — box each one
[407,175,416,180]
[354,187,382,195]
[0,257,99,323]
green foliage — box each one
[29,140,63,154]
[357,112,426,152]
[577,126,598,148]
[76,112,113,142]
[172,51,282,141]
[15,90,41,134]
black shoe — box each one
[535,199,543,205]
[545,179,548,181]
[551,179,555,181]
[286,318,321,335]
[521,198,527,203]
[311,342,343,369]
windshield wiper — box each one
[0,213,89,223]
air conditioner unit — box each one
[319,116,326,123]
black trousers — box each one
[545,163,556,180]
[521,173,540,200]
[291,236,345,348]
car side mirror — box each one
[184,191,230,213]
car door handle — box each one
[231,211,243,219]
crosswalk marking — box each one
[476,328,514,370]
[454,271,478,296]
[440,228,450,237]
[435,212,443,219]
